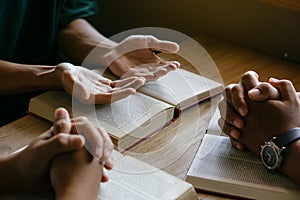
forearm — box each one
[0,156,18,193]
[57,19,117,67]
[0,60,62,95]
[280,140,300,185]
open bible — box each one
[28,68,223,151]
[186,133,300,200]
[97,151,198,200]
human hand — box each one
[51,108,114,182]
[56,63,146,104]
[50,108,114,199]
[105,35,180,81]
[239,78,300,155]
[5,109,85,193]
[218,71,280,150]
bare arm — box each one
[0,60,61,95]
[57,19,116,66]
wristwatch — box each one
[260,127,300,170]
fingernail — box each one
[230,130,240,139]
[248,88,261,97]
[238,107,247,117]
[105,149,112,158]
[95,148,102,159]
[55,109,66,119]
[269,77,279,82]
[236,143,242,150]
[139,77,147,83]
[233,119,242,129]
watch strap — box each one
[273,127,300,148]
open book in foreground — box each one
[1,150,198,200]
[28,68,223,151]
[98,151,198,200]
[186,134,300,200]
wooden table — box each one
[1,34,300,200]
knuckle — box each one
[241,71,253,81]
[280,79,293,87]
[231,84,243,93]
[259,82,270,89]
[54,120,70,132]
[77,116,89,124]
[55,134,69,147]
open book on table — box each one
[98,150,198,200]
[186,128,300,199]
[28,68,223,151]
[2,150,198,200]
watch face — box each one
[261,144,279,170]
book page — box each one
[187,134,300,199]
[99,153,198,200]
[29,91,174,142]
[138,68,223,109]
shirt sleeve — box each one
[58,0,98,29]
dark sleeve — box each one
[58,0,98,29]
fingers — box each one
[124,60,180,82]
[132,67,168,81]
[71,117,114,163]
[97,127,114,165]
[248,82,280,101]
[93,88,136,104]
[218,99,244,132]
[53,108,71,134]
[101,173,109,183]
[225,83,248,117]
[241,71,259,92]
[44,133,86,157]
[166,61,181,70]
[218,118,245,151]
[110,77,146,90]
[146,35,180,53]
[269,78,298,101]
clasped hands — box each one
[56,35,180,104]
[218,71,300,155]
[4,108,113,195]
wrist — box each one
[261,128,300,172]
[30,65,63,90]
[279,139,300,183]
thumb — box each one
[248,82,280,101]
[53,108,71,134]
[146,36,180,53]
[269,78,298,101]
